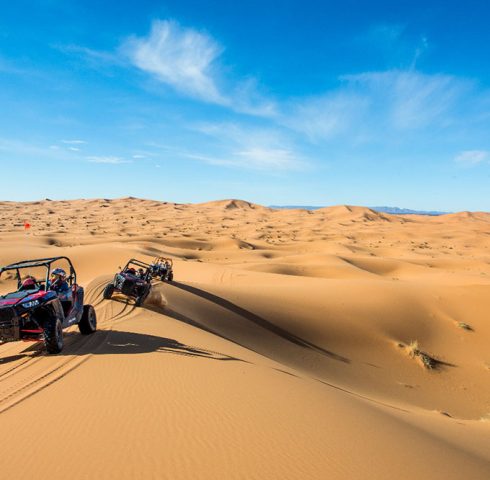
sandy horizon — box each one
[0,196,489,479]
[2,195,487,213]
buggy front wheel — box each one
[44,318,64,354]
[103,283,115,300]
[79,305,97,334]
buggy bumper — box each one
[120,280,145,297]
[0,307,21,341]
[0,319,21,342]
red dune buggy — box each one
[0,257,97,354]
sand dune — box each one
[0,198,489,479]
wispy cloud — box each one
[56,20,490,175]
[0,138,133,167]
[281,70,473,141]
[410,36,429,69]
[87,156,131,164]
[123,20,225,105]
[0,138,70,160]
[220,147,301,170]
[344,70,468,129]
[122,19,275,116]
[358,23,429,70]
[56,44,122,67]
[281,91,369,141]
[455,150,489,166]
[186,148,301,170]
[187,123,306,170]
[61,139,86,145]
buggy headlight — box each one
[22,300,40,308]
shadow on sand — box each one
[97,329,244,362]
[0,329,244,365]
[163,281,349,364]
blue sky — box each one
[1,0,489,210]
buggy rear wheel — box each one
[168,272,174,282]
[103,283,115,300]
[79,305,97,334]
[44,317,64,354]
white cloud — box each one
[282,91,369,141]
[410,35,429,69]
[123,20,226,105]
[357,24,429,71]
[56,45,122,67]
[187,123,306,170]
[61,139,86,145]
[122,19,275,116]
[455,150,489,166]
[186,148,301,170]
[341,71,468,130]
[228,78,277,117]
[225,147,301,170]
[87,156,131,164]
[0,138,71,160]
[57,23,490,174]
[376,71,464,129]
[1,139,132,167]
[281,70,472,141]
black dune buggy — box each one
[0,257,97,354]
[103,259,152,306]
[149,257,174,282]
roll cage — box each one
[0,256,77,291]
[153,256,173,267]
[123,258,152,271]
[121,259,152,281]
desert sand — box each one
[0,197,488,479]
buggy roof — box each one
[154,256,173,264]
[125,259,152,269]
[0,256,75,273]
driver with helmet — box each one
[50,268,72,301]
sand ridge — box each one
[0,197,489,479]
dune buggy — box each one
[103,259,152,306]
[150,257,174,282]
[0,257,97,354]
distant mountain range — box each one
[370,206,449,216]
[269,205,449,216]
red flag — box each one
[24,221,31,230]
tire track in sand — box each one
[0,281,141,414]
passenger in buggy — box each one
[19,276,38,291]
